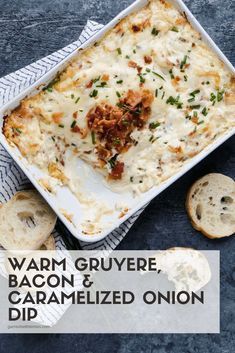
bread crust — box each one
[186,173,235,239]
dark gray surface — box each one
[0,0,234,352]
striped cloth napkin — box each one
[0,20,146,326]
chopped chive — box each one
[188,97,195,103]
[184,75,188,82]
[201,107,208,116]
[117,48,122,55]
[92,76,100,84]
[47,87,53,93]
[171,26,179,32]
[152,71,165,81]
[166,95,183,108]
[210,92,216,102]
[138,74,145,84]
[91,131,96,144]
[133,49,136,54]
[161,91,165,99]
[125,55,130,59]
[58,124,64,128]
[15,127,22,134]
[151,27,159,36]
[116,91,121,98]
[130,176,134,182]
[149,122,160,129]
[190,89,200,96]
[116,80,123,84]
[75,97,80,103]
[89,89,98,98]
[217,90,224,102]
[155,89,158,97]
[71,120,76,128]
[169,69,174,79]
[198,120,204,125]
[190,104,201,109]
[71,93,75,99]
[96,82,107,88]
[146,68,151,73]
[193,111,198,117]
[180,55,188,70]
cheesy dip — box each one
[3,0,235,199]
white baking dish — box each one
[0,0,234,243]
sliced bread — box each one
[186,173,235,239]
[154,247,211,292]
[39,234,56,250]
[0,190,57,250]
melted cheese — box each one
[4,0,235,201]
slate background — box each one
[0,0,234,352]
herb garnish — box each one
[166,95,183,109]
[58,124,64,128]
[116,91,121,98]
[138,74,145,84]
[171,26,179,32]
[169,69,174,79]
[180,55,188,70]
[91,131,96,144]
[217,90,224,102]
[155,89,158,97]
[152,71,165,81]
[89,89,98,98]
[201,107,208,116]
[116,80,123,84]
[151,27,159,36]
[96,82,107,88]
[108,154,118,169]
[190,104,201,109]
[117,48,122,55]
[149,122,160,129]
[75,97,80,103]
[71,120,76,128]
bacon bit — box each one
[172,76,181,86]
[144,55,152,64]
[168,145,183,153]
[160,0,172,8]
[175,17,187,25]
[101,74,109,81]
[73,111,78,119]
[128,60,138,68]
[132,24,141,32]
[52,112,63,124]
[86,80,93,88]
[119,207,129,218]
[86,89,154,178]
[71,125,87,138]
[109,161,124,180]
[96,145,112,161]
[128,61,142,73]
[191,116,199,124]
[71,125,81,133]
[131,19,150,33]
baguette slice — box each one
[0,190,57,250]
[39,234,56,250]
[154,247,211,292]
[186,173,235,239]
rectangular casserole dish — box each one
[0,0,234,243]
